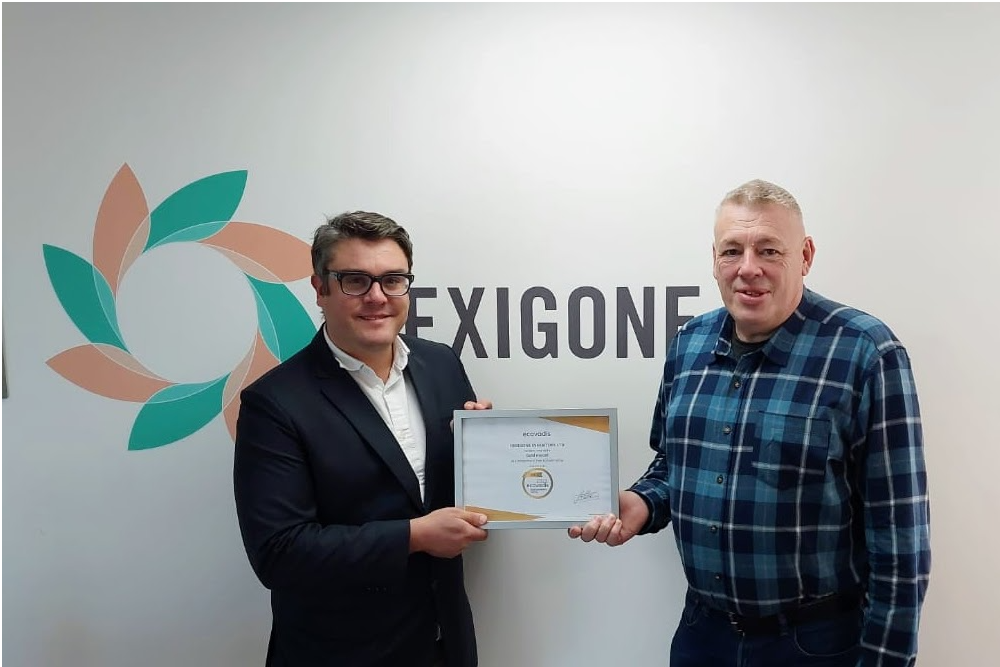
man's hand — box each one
[567,490,648,547]
[452,400,493,431]
[410,508,489,558]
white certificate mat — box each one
[454,409,619,529]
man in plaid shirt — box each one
[570,180,930,666]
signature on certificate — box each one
[573,489,600,504]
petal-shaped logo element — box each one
[128,376,229,451]
[93,163,150,294]
[145,171,248,250]
[200,222,313,282]
[246,276,315,362]
[221,332,279,441]
[46,165,316,451]
[43,245,127,350]
[47,344,172,401]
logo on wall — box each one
[43,164,315,450]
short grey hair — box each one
[312,211,414,295]
[717,179,802,219]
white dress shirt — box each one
[322,328,429,501]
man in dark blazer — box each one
[234,211,490,667]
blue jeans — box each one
[670,591,862,667]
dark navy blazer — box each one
[234,330,478,667]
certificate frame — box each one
[454,408,619,529]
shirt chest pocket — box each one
[751,411,831,490]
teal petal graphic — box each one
[145,171,247,250]
[246,276,315,361]
[42,244,127,350]
[128,375,229,450]
[152,221,229,247]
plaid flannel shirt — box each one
[631,288,930,667]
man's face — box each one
[310,238,410,365]
[712,202,815,343]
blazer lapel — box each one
[405,348,449,511]
[309,332,424,512]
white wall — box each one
[3,3,998,665]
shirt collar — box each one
[712,288,816,367]
[321,325,410,375]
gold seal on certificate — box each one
[521,468,554,498]
[454,409,619,529]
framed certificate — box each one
[453,408,619,529]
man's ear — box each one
[801,237,816,276]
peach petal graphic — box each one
[211,247,282,283]
[222,332,279,440]
[93,164,150,294]
[47,344,172,402]
[200,222,312,282]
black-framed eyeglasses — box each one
[323,271,415,296]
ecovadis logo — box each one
[43,164,315,450]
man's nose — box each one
[363,281,389,303]
[737,250,762,278]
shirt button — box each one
[710,525,719,533]
[722,425,732,435]
[715,573,723,581]
[716,475,724,484]
[733,379,741,389]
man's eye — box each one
[760,248,780,257]
[343,275,369,287]
[720,249,740,257]
[383,276,404,287]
